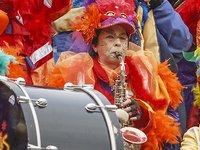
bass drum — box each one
[0,78,124,150]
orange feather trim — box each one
[2,42,27,80]
[158,60,183,110]
[141,111,181,150]
[71,3,101,43]
[47,66,65,88]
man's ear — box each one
[92,45,97,53]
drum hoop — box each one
[73,87,117,150]
[10,80,42,147]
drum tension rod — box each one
[85,103,118,112]
[64,82,94,90]
[0,75,26,85]
[17,96,48,108]
[28,144,58,150]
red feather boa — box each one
[93,56,169,110]
[126,57,168,110]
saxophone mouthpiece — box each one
[114,51,122,59]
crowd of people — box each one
[0,0,200,149]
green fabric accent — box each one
[195,47,200,62]
[183,51,196,62]
[0,50,16,76]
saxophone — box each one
[113,52,147,150]
[113,51,127,107]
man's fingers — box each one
[121,99,143,121]
[121,99,132,108]
[130,115,140,121]
[123,106,131,112]
[128,106,142,119]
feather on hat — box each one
[72,0,137,42]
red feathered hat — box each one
[72,0,137,42]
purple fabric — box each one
[84,0,95,7]
[163,106,181,150]
[183,85,195,118]
[52,31,89,53]
[52,31,90,62]
[163,142,181,150]
[167,106,179,122]
[163,144,175,150]
[98,78,113,94]
[177,56,196,128]
[177,58,197,86]
[5,21,12,34]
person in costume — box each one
[35,1,189,148]
[132,0,195,144]
[176,0,200,130]
[180,124,200,150]
[133,0,192,66]
[33,0,183,149]
[52,2,192,141]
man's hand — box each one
[121,99,143,121]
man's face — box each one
[92,25,128,69]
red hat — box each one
[72,0,137,42]
[0,10,9,35]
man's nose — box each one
[114,38,122,46]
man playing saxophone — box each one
[33,0,183,149]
